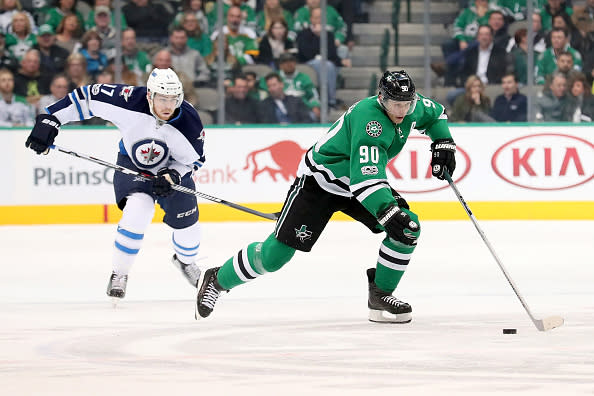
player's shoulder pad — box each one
[167,101,205,151]
[87,84,151,115]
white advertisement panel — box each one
[3,125,593,206]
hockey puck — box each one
[502,328,517,334]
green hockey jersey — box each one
[298,95,451,218]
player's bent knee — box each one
[261,233,296,273]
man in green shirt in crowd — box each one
[535,27,582,84]
[195,70,457,324]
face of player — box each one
[380,95,411,124]
[152,93,178,120]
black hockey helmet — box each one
[378,70,416,102]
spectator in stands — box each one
[461,25,507,86]
[14,49,51,105]
[535,72,568,121]
[44,0,85,32]
[256,0,294,38]
[206,0,257,34]
[121,28,151,82]
[296,7,350,109]
[37,72,68,114]
[224,73,260,124]
[54,13,82,53]
[89,5,117,59]
[210,5,259,66]
[498,0,527,22]
[0,32,19,72]
[488,10,510,49]
[450,74,494,122]
[173,0,208,35]
[583,34,594,86]
[531,11,548,53]
[257,18,295,68]
[562,73,594,122]
[5,11,36,60]
[0,67,34,125]
[150,49,198,106]
[244,70,260,100]
[546,13,584,53]
[546,51,581,89]
[0,0,36,35]
[539,0,573,33]
[78,30,107,80]
[263,52,320,120]
[490,73,527,122]
[510,28,528,84]
[123,0,173,46]
[535,27,582,85]
[572,0,594,37]
[85,0,128,30]
[436,0,497,86]
[258,72,311,123]
[167,27,210,86]
[180,11,212,57]
[64,52,91,89]
[293,0,347,53]
[34,24,69,75]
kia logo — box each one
[386,136,471,193]
[492,133,593,191]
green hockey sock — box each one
[375,237,415,293]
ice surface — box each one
[1,220,593,395]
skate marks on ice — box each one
[1,299,594,395]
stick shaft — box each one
[444,171,543,329]
[50,145,279,221]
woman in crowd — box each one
[55,13,83,53]
[257,18,295,68]
[64,52,90,89]
[78,30,107,79]
[450,75,493,122]
[5,11,36,60]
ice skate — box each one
[367,268,412,323]
[107,272,128,306]
[172,254,201,287]
[195,267,225,319]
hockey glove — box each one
[152,168,181,197]
[430,138,456,180]
[25,114,61,155]
[378,204,419,246]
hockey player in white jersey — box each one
[25,68,206,300]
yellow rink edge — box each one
[1,201,592,225]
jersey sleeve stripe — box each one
[82,85,94,116]
[304,150,350,191]
[351,180,390,198]
[355,184,389,202]
[69,92,84,121]
[350,178,389,193]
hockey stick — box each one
[444,171,564,332]
[49,145,280,221]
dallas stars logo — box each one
[295,225,312,242]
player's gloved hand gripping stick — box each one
[444,170,564,332]
[48,145,280,221]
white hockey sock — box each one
[112,192,155,275]
[172,221,201,265]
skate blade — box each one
[368,309,412,324]
[110,297,122,308]
[194,269,208,321]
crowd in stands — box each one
[0,0,363,126]
[434,0,594,122]
[0,0,591,126]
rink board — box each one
[2,123,593,224]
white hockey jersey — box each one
[46,84,206,177]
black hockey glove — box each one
[430,138,456,180]
[390,187,409,210]
[378,204,419,246]
[152,168,181,197]
[25,114,61,155]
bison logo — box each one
[244,140,307,182]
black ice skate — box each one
[195,267,226,319]
[172,254,201,287]
[106,272,128,299]
[367,268,412,323]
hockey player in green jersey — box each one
[196,70,457,323]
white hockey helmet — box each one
[146,68,184,118]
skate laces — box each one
[201,277,221,309]
[183,263,201,282]
[110,274,128,289]
[382,295,404,307]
